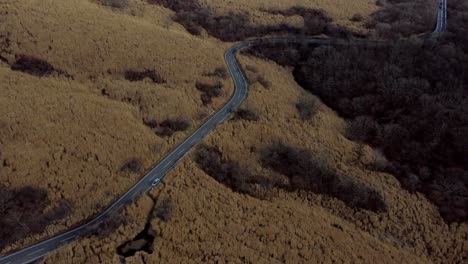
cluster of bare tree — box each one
[366,0,438,38]
[194,145,273,200]
[0,185,71,250]
[194,144,386,212]
[295,45,467,222]
[260,142,387,212]
[444,0,468,53]
[148,0,341,41]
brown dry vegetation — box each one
[1,0,466,263]
[0,0,232,253]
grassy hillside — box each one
[0,0,232,252]
[2,0,465,263]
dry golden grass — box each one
[0,0,232,252]
[2,0,465,263]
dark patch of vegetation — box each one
[97,0,129,8]
[350,14,365,22]
[244,4,468,221]
[124,69,166,83]
[0,33,11,59]
[194,145,273,200]
[260,142,387,212]
[296,94,322,120]
[143,119,159,129]
[148,0,346,41]
[232,108,259,122]
[365,0,438,38]
[160,119,191,131]
[241,65,272,89]
[156,118,191,137]
[331,223,344,231]
[445,0,468,53]
[0,55,7,64]
[264,7,334,36]
[257,75,272,89]
[0,185,71,250]
[120,158,144,174]
[292,42,468,222]
[154,198,173,222]
[194,143,386,211]
[245,65,259,73]
[82,207,127,239]
[143,118,191,137]
[11,55,71,78]
[195,81,223,105]
[242,42,313,67]
[205,67,228,80]
[117,223,155,257]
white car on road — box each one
[151,178,160,187]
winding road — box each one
[0,1,448,263]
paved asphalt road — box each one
[0,1,448,263]
[434,0,447,33]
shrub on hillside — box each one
[143,119,159,129]
[11,55,71,78]
[241,65,271,89]
[350,14,364,22]
[195,81,223,105]
[120,158,143,174]
[296,94,322,120]
[155,118,191,137]
[125,69,165,83]
[257,75,272,89]
[232,108,259,121]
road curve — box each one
[0,1,448,263]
